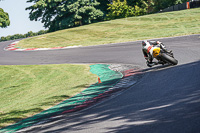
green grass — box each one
[0,64,97,128]
[17,8,200,48]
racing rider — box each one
[142,40,171,67]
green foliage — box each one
[96,0,110,14]
[0,8,10,28]
[152,0,188,12]
[106,0,134,20]
[26,31,35,37]
[106,0,146,20]
[126,0,148,7]
[37,30,47,35]
[0,30,48,42]
[177,0,188,4]
[126,0,189,13]
[134,5,146,16]
[26,0,104,32]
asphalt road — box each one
[1,35,200,133]
[0,35,199,66]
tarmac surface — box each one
[1,34,200,133]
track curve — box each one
[1,35,200,133]
[0,35,199,67]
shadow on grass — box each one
[0,77,122,132]
[71,84,91,89]
[24,60,200,133]
[0,95,70,129]
[37,95,70,106]
[0,108,43,128]
[3,85,21,90]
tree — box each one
[106,0,135,20]
[26,0,104,32]
[126,0,145,7]
[0,8,10,28]
[37,30,47,35]
[96,0,110,15]
[0,30,48,42]
[25,31,36,37]
[106,0,146,20]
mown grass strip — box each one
[0,64,97,128]
[0,64,123,133]
[17,8,200,48]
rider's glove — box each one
[156,41,162,45]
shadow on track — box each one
[19,61,200,133]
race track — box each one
[1,35,200,133]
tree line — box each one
[0,0,188,42]
[25,0,187,32]
[0,30,47,42]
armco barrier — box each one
[159,0,200,13]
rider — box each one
[142,40,170,67]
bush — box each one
[106,0,147,20]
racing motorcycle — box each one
[150,46,178,66]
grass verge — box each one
[17,8,200,48]
[0,64,97,128]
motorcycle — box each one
[149,46,178,66]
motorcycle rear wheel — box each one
[160,53,178,65]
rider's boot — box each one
[146,61,156,67]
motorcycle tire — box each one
[160,53,178,65]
